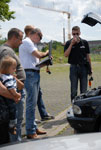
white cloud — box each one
[0,0,101,42]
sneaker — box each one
[41,114,55,121]
[35,119,42,124]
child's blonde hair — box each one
[0,56,17,74]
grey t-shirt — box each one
[0,44,26,81]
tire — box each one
[74,129,82,134]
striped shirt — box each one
[0,74,17,90]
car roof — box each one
[1,132,101,150]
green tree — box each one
[0,0,15,21]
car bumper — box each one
[67,107,96,132]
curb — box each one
[36,106,71,138]
[22,105,71,139]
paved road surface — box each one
[23,62,101,138]
[22,64,73,137]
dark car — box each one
[67,87,101,133]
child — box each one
[0,56,22,135]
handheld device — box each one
[36,40,53,68]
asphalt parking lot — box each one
[36,64,71,119]
[23,62,101,138]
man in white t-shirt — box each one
[19,28,48,139]
[23,25,54,122]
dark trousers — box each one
[0,96,16,145]
[0,96,9,145]
[70,64,88,101]
[6,99,16,120]
[0,123,9,145]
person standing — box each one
[0,56,21,135]
[64,26,92,102]
[23,25,54,122]
[19,28,48,139]
[0,28,26,143]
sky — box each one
[0,0,101,43]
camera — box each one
[75,35,80,43]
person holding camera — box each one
[64,26,92,102]
[19,28,48,139]
[23,25,54,122]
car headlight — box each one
[73,105,82,114]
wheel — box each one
[74,129,82,134]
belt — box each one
[24,69,40,73]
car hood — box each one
[1,133,101,150]
[73,95,101,106]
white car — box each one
[1,132,101,150]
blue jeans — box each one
[25,71,40,135]
[37,87,48,119]
[70,64,88,101]
[10,88,26,142]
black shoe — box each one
[41,114,55,121]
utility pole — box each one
[63,27,65,44]
[26,4,71,40]
[0,26,2,39]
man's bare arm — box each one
[14,76,24,90]
[32,50,49,59]
[87,54,92,74]
[0,81,14,99]
[64,43,73,57]
[9,88,21,103]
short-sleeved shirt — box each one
[0,45,26,82]
[64,38,90,65]
[0,74,17,91]
[19,37,40,70]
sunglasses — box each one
[73,33,79,36]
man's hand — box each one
[71,36,80,45]
[41,50,49,58]
[14,93,21,103]
[45,50,49,56]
